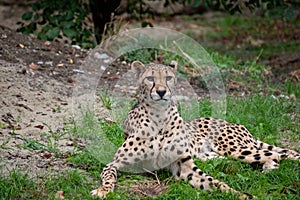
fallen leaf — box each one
[15,124,21,130]
[289,69,300,82]
[67,77,76,83]
[44,41,51,46]
[34,125,44,130]
[246,36,264,47]
[41,153,52,159]
[9,123,21,130]
[69,58,74,64]
[55,190,64,199]
[293,182,300,186]
[29,63,39,70]
[108,75,120,80]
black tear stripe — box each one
[149,81,156,100]
[166,77,172,96]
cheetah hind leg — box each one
[257,141,300,160]
[170,155,252,199]
[227,147,284,173]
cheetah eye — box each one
[166,76,173,81]
[146,76,154,82]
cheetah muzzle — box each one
[91,61,300,199]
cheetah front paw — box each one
[91,188,109,198]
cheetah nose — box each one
[156,90,166,98]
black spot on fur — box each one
[264,152,273,156]
[181,156,191,163]
[241,150,252,156]
[170,145,175,151]
[268,146,274,150]
[254,154,261,160]
[177,150,183,155]
[187,173,193,181]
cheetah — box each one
[91,61,299,198]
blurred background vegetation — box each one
[17,0,300,48]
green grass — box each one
[1,92,299,199]
[2,54,299,200]
[0,170,95,200]
[2,62,299,200]
[2,12,300,200]
[183,12,300,61]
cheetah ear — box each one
[169,60,178,71]
[131,61,145,77]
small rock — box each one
[72,69,84,74]
[72,45,81,49]
[95,52,110,59]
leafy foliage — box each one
[17,0,95,48]
[126,0,154,27]
[17,0,299,48]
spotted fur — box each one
[91,61,299,199]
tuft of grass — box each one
[225,95,299,147]
[98,89,112,110]
[283,79,300,98]
[0,170,95,200]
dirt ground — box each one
[0,2,198,176]
[0,2,299,177]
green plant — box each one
[283,79,300,98]
[98,89,112,110]
[0,139,10,150]
[122,48,158,63]
[17,0,95,48]
[22,138,45,151]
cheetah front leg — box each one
[91,136,161,198]
[170,155,250,199]
[91,163,117,197]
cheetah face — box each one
[131,61,177,102]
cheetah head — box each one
[131,61,178,103]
